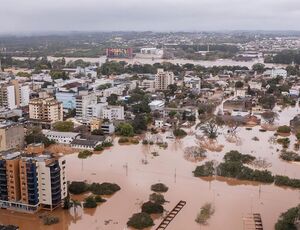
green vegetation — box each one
[149,193,166,205]
[275,205,300,230]
[173,129,187,138]
[141,201,164,214]
[118,137,130,143]
[193,151,300,189]
[52,121,74,132]
[68,182,89,194]
[25,128,55,147]
[277,125,291,134]
[193,161,215,177]
[95,195,107,203]
[277,138,290,148]
[280,150,300,162]
[78,150,93,159]
[83,196,97,208]
[151,183,169,193]
[127,212,154,229]
[195,203,215,225]
[94,145,104,151]
[117,123,134,137]
[69,181,121,195]
[223,150,255,164]
[89,182,121,195]
[43,216,60,225]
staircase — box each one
[156,200,186,230]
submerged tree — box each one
[200,118,221,139]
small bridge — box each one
[156,200,186,230]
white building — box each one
[263,69,287,78]
[102,106,124,121]
[20,85,30,106]
[42,130,80,144]
[184,76,201,94]
[149,100,165,111]
[155,69,175,91]
[76,92,97,118]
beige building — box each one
[155,68,175,91]
[0,122,25,152]
[29,97,63,123]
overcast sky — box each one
[1,0,300,33]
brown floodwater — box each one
[0,106,300,230]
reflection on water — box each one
[0,106,300,230]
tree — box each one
[107,94,118,105]
[195,203,215,225]
[261,111,278,124]
[235,81,244,88]
[275,205,300,230]
[127,212,154,229]
[151,183,168,193]
[52,121,74,132]
[117,123,134,137]
[25,127,55,147]
[252,63,265,74]
[141,201,164,214]
[83,196,97,208]
[132,114,147,134]
[201,118,220,139]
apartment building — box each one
[0,122,25,152]
[0,152,67,213]
[75,92,97,118]
[0,80,30,109]
[29,97,63,123]
[155,69,175,91]
[102,106,124,121]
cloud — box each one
[0,0,300,33]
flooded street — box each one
[0,106,299,230]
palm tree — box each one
[71,199,82,215]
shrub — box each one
[43,216,59,225]
[224,151,255,164]
[149,193,166,205]
[151,183,168,193]
[127,212,154,229]
[102,141,113,147]
[95,195,106,203]
[69,181,89,194]
[78,150,93,159]
[173,129,187,138]
[195,203,215,225]
[280,150,300,162]
[275,175,300,188]
[277,125,291,133]
[141,201,164,214]
[142,140,148,145]
[83,196,97,208]
[277,138,290,148]
[275,205,300,230]
[89,182,121,195]
[94,145,104,151]
[130,138,140,144]
[118,137,129,143]
[193,161,215,177]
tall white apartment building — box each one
[155,69,175,91]
[75,92,97,118]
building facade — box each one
[0,152,67,213]
[0,122,25,152]
[29,97,63,123]
[155,69,175,91]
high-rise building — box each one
[29,97,63,123]
[0,80,30,109]
[75,93,97,119]
[0,121,25,152]
[0,152,67,213]
[155,69,175,91]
